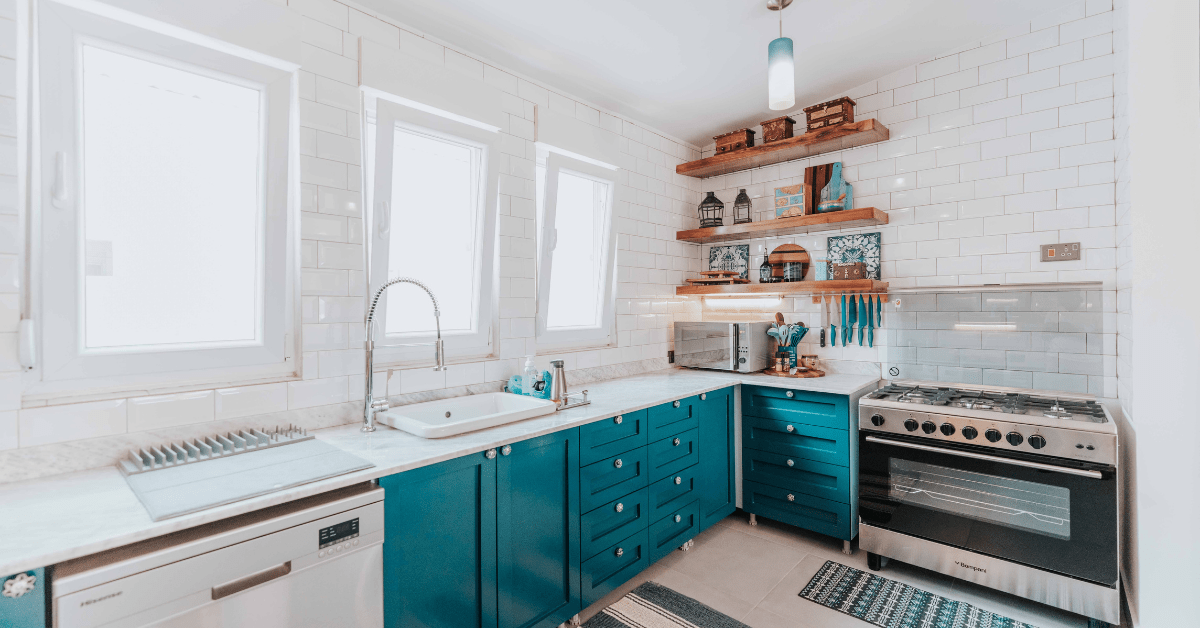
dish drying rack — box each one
[119,425,313,476]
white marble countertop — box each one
[0,368,878,576]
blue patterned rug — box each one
[800,560,1040,628]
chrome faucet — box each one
[362,278,447,432]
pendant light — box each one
[767,0,795,111]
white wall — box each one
[0,0,704,480]
[1127,0,1200,623]
[0,0,19,453]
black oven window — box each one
[889,459,1071,540]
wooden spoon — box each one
[775,312,785,326]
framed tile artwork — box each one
[708,244,750,279]
[774,184,806,218]
[826,232,881,280]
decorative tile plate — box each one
[826,232,881,280]
[774,184,806,218]
[709,244,750,279]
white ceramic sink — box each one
[378,392,558,438]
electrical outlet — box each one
[1040,242,1081,262]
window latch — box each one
[52,152,70,209]
[376,201,390,237]
[18,319,36,369]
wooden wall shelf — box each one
[676,119,890,179]
[676,207,888,244]
[676,279,888,297]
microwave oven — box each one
[673,321,772,372]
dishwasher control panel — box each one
[318,518,360,549]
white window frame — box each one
[535,150,618,351]
[29,0,299,396]
[366,97,500,365]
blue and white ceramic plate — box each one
[826,232,881,280]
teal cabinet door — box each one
[496,430,580,628]
[0,569,46,628]
[380,451,498,628]
[696,388,736,531]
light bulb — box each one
[768,37,795,111]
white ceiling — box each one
[357,0,1077,147]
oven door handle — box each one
[864,436,1103,479]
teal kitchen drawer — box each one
[647,428,698,483]
[743,416,850,467]
[580,488,650,561]
[580,447,649,513]
[0,569,46,628]
[648,464,699,521]
[579,411,648,466]
[580,528,649,608]
[743,449,852,504]
[742,386,849,431]
[647,397,697,441]
[743,480,852,540]
[648,500,699,564]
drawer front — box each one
[743,480,852,540]
[647,428,699,483]
[743,386,849,431]
[743,449,851,504]
[648,465,699,521]
[579,410,648,466]
[580,528,650,608]
[744,417,850,467]
[647,397,697,441]
[580,447,649,513]
[580,488,650,561]
[648,500,700,564]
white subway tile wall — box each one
[0,0,15,451]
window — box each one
[535,151,618,349]
[33,0,298,393]
[365,98,500,362]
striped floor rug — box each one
[582,581,749,628]
[800,560,1040,628]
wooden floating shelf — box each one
[675,279,888,297]
[676,207,888,244]
[677,119,891,179]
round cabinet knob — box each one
[673,401,681,408]
[614,458,623,469]
[673,438,681,446]
[1006,431,1024,446]
[675,514,682,523]
[501,445,512,456]
[615,547,624,557]
[961,426,978,440]
[700,393,707,401]
[1029,435,1047,450]
[615,503,624,513]
[904,418,919,432]
[870,414,886,427]
[787,494,795,502]
[485,449,497,459]
[786,391,795,398]
[940,423,956,436]
[614,415,623,425]
[2,573,37,599]
[675,476,683,485]
[786,459,794,467]
[786,425,795,433]
[921,421,937,434]
[985,429,1002,443]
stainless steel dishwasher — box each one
[51,484,384,628]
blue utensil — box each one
[867,294,875,348]
[857,294,866,346]
[844,293,855,347]
[829,296,837,347]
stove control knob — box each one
[940,423,956,436]
[1029,435,1047,450]
[904,418,919,432]
[870,414,886,426]
[961,426,978,440]
[985,429,1002,443]
[1006,431,1024,446]
[921,421,937,434]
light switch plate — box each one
[1040,242,1081,262]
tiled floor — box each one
[578,513,1112,627]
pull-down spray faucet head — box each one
[362,277,446,432]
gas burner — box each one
[1043,401,1073,419]
[950,399,994,410]
[895,387,955,406]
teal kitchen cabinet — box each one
[380,429,580,628]
[695,388,736,531]
[741,385,858,542]
[0,569,46,628]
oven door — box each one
[673,323,736,370]
[858,432,1118,586]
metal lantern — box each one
[733,189,753,224]
[697,192,725,228]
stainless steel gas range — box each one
[857,380,1119,627]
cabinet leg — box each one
[748,513,757,526]
[679,539,694,551]
[843,539,853,556]
[569,614,581,626]
[867,552,883,571]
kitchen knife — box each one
[844,293,854,347]
[867,295,875,348]
[819,296,827,347]
[829,296,837,347]
[856,294,864,346]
